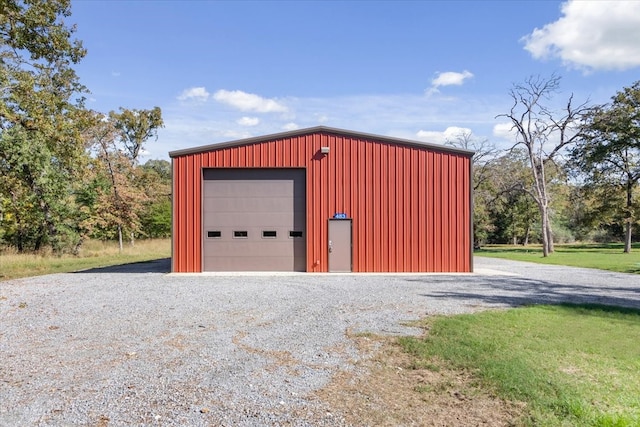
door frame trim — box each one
[200,167,307,272]
[328,218,353,272]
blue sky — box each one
[70,1,640,160]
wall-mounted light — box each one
[320,146,330,154]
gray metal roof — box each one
[168,126,474,158]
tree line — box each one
[464,76,640,254]
[0,0,170,254]
[1,1,639,255]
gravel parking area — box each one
[2,257,639,426]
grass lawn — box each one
[476,243,640,274]
[0,239,170,281]
[399,304,640,426]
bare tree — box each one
[445,130,500,191]
[445,130,502,247]
[497,75,589,256]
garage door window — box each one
[233,231,248,238]
[262,230,277,238]
[289,231,303,238]
[207,230,222,238]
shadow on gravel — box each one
[406,275,640,311]
[74,258,171,274]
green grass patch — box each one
[399,304,640,426]
[476,243,640,274]
[0,239,170,281]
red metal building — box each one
[169,126,473,273]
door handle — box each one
[328,240,333,253]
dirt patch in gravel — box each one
[315,334,524,426]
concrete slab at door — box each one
[328,219,352,272]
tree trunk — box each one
[34,221,47,251]
[536,194,554,255]
[624,222,632,253]
[118,225,123,253]
[531,158,552,257]
[523,226,530,246]
[130,232,135,247]
[16,228,24,252]
[538,203,550,257]
[545,214,554,254]
[512,235,517,246]
[624,180,633,253]
[538,180,554,255]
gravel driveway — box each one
[2,257,639,426]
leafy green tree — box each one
[0,0,89,253]
[109,107,164,163]
[84,113,137,250]
[482,149,540,245]
[1,0,86,130]
[490,191,540,245]
[142,158,171,181]
[571,81,640,252]
[83,109,164,250]
[0,126,87,252]
[139,159,171,238]
[567,179,633,242]
[0,2,168,253]
[139,198,171,238]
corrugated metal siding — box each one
[172,132,472,272]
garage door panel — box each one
[203,197,302,214]
[203,240,300,256]
[202,168,306,272]
[204,181,296,198]
[204,181,303,198]
[203,213,299,228]
[203,256,298,271]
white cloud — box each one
[237,116,260,126]
[111,71,121,77]
[221,129,253,140]
[416,126,473,144]
[493,122,517,141]
[157,92,505,160]
[178,87,210,102]
[313,113,329,123]
[427,70,474,95]
[522,0,640,71]
[432,70,474,88]
[213,89,288,113]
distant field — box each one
[476,243,640,274]
[0,239,171,281]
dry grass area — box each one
[315,334,523,426]
[0,238,170,281]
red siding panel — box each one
[171,131,472,273]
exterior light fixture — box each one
[320,146,330,154]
